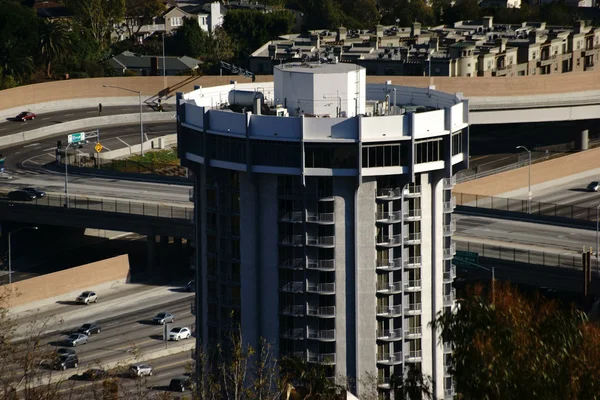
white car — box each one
[76,291,98,305]
[168,327,192,341]
[130,364,153,377]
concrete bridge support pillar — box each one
[147,233,156,273]
[159,236,169,274]
[580,129,589,151]
[173,237,184,271]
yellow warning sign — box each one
[95,143,103,153]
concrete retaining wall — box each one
[0,112,175,149]
[7,254,130,310]
[98,134,177,161]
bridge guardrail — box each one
[469,97,600,110]
[4,192,194,220]
[454,192,598,223]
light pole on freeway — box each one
[516,145,532,214]
[102,85,145,155]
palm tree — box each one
[39,19,70,78]
[279,355,344,400]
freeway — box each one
[0,105,171,136]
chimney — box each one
[411,22,421,37]
[209,2,222,33]
[482,16,493,29]
[253,96,262,115]
[574,20,586,34]
[495,37,507,52]
[429,37,439,52]
[337,26,347,42]
[376,25,384,38]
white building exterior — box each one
[177,62,468,399]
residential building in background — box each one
[249,17,600,77]
[107,51,201,76]
[178,62,469,398]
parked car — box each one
[152,312,174,325]
[21,187,46,198]
[7,190,36,202]
[587,181,600,192]
[77,323,100,336]
[130,364,153,377]
[65,333,88,347]
[168,327,191,341]
[76,291,98,305]
[54,353,79,370]
[14,111,36,121]
[79,368,108,381]
[185,280,195,292]
[169,376,191,392]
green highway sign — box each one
[453,250,479,268]
[68,132,86,144]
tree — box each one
[123,0,166,40]
[0,0,38,84]
[39,19,71,78]
[65,0,125,45]
[379,0,436,26]
[279,355,344,400]
[442,0,482,24]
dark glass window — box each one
[414,137,443,164]
[452,131,463,156]
[361,143,406,168]
[305,144,357,168]
[208,135,246,164]
[251,140,301,168]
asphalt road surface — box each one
[0,105,171,137]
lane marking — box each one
[105,338,121,344]
[40,117,51,120]
[23,143,40,148]
[64,113,74,116]
[43,147,56,152]
[26,159,40,165]
[154,359,191,371]
[117,137,130,147]
[104,321,120,327]
[14,151,20,155]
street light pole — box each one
[162,33,166,95]
[516,146,532,214]
[64,142,72,208]
[8,227,38,284]
[103,85,144,156]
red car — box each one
[15,111,36,121]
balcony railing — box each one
[443,176,456,189]
[281,305,304,316]
[281,328,304,340]
[306,259,335,271]
[306,282,336,294]
[404,185,421,197]
[280,258,304,270]
[376,328,402,340]
[281,235,303,246]
[377,377,391,388]
[376,187,402,200]
[376,234,402,246]
[376,281,403,294]
[306,235,335,247]
[405,350,423,362]
[404,232,422,245]
[404,209,422,220]
[404,279,422,291]
[306,212,335,224]
[443,265,456,282]
[281,282,304,293]
[376,211,402,223]
[280,211,303,222]
[404,256,422,268]
[443,221,456,236]
[377,305,403,317]
[444,289,456,306]
[443,197,456,213]
[443,243,456,259]
[445,387,455,398]
[307,352,336,365]
[405,326,422,338]
[377,351,403,365]
[376,258,402,271]
[307,306,336,317]
[404,303,422,314]
[443,341,453,353]
[307,329,336,341]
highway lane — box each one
[0,105,172,136]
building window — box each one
[209,135,246,164]
[452,131,463,156]
[171,17,183,26]
[362,143,407,168]
[414,137,443,164]
[251,140,301,168]
[305,144,357,168]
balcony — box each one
[404,232,422,245]
[376,187,402,200]
[377,376,391,389]
[443,266,456,283]
[443,197,456,213]
[281,328,304,340]
[376,328,402,341]
[376,258,402,272]
[280,282,304,293]
[137,23,166,33]
[280,211,303,223]
[405,326,422,338]
[377,351,403,365]
[443,243,456,260]
[443,221,456,236]
[444,341,453,353]
[281,235,303,246]
[404,303,422,315]
[404,185,421,197]
[444,288,456,306]
[307,329,336,341]
[405,350,422,362]
[306,282,336,295]
[376,281,403,295]
[307,352,336,365]
[281,305,304,316]
[404,209,422,221]
[307,306,336,318]
[306,212,335,224]
[404,279,422,291]
[404,256,422,269]
[306,235,335,248]
[376,211,402,223]
[443,176,456,190]
[444,387,455,399]
[376,234,402,247]
[306,258,335,271]
[280,258,304,270]
[377,305,403,317]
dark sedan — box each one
[77,323,100,336]
[22,187,46,198]
[7,190,36,201]
[14,111,36,121]
[79,368,109,381]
